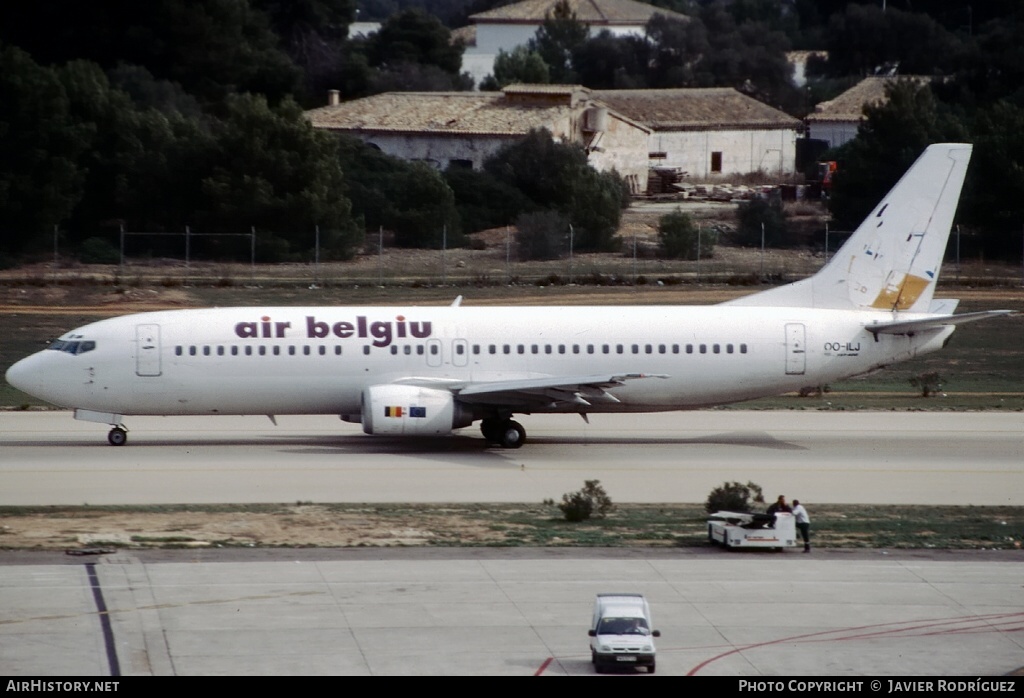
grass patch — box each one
[1,503,1020,550]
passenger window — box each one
[303,346,310,356]
[417,346,424,355]
[645,344,653,354]
[631,344,639,354]
[713,344,720,354]
[456,345,464,355]
[231,346,239,356]
[658,344,666,354]
[336,346,343,355]
[672,344,679,354]
[472,345,480,355]
[175,346,183,356]
[245,346,252,356]
[289,346,296,356]
[503,345,510,354]
[616,344,624,354]
[489,345,497,355]
[258,346,266,356]
[686,344,693,354]
[189,346,197,356]
[727,344,734,354]
[217,346,225,356]
[587,345,594,354]
[319,346,326,355]
[203,346,211,356]
[364,346,371,355]
[740,344,748,354]
[517,345,525,354]
[700,344,707,354]
[403,346,411,355]
[391,346,398,355]
[531,345,538,354]
[273,346,280,356]
[603,345,610,354]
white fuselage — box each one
[6,305,951,418]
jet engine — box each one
[361,384,473,436]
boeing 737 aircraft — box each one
[5,143,1012,448]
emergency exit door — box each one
[785,323,806,375]
[136,324,162,377]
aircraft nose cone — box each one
[6,354,44,397]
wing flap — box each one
[455,373,668,409]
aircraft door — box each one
[452,339,469,367]
[426,339,442,367]
[136,324,162,377]
[785,323,806,375]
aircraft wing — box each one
[453,373,669,410]
[866,310,1013,336]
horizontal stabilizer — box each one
[866,310,1013,336]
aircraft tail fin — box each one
[726,143,973,312]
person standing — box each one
[792,499,811,552]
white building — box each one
[806,76,928,149]
[592,88,803,178]
[306,84,652,193]
[459,0,690,87]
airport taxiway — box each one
[0,410,1021,505]
[2,409,1022,677]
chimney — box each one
[328,90,341,106]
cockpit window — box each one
[47,339,96,355]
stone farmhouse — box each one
[593,88,803,178]
[457,0,690,87]
[806,76,929,149]
[306,84,652,193]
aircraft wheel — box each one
[498,420,525,449]
[107,427,127,446]
[480,418,502,443]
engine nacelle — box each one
[361,384,473,436]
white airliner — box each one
[5,143,1012,448]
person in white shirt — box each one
[792,500,811,552]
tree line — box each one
[1,1,1023,265]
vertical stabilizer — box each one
[726,143,972,311]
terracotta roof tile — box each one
[591,88,801,131]
[470,0,688,25]
[806,76,929,123]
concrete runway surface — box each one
[1,549,1022,677]
[1,410,1022,677]
[0,410,1021,505]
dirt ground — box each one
[0,506,514,550]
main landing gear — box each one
[480,418,526,449]
[107,426,128,446]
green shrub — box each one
[735,195,787,247]
[658,208,716,259]
[78,237,120,264]
[705,481,764,514]
[559,479,614,522]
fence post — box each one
[185,225,191,285]
[314,225,320,287]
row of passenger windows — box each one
[174,342,749,357]
[459,343,748,356]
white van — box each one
[588,593,659,674]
